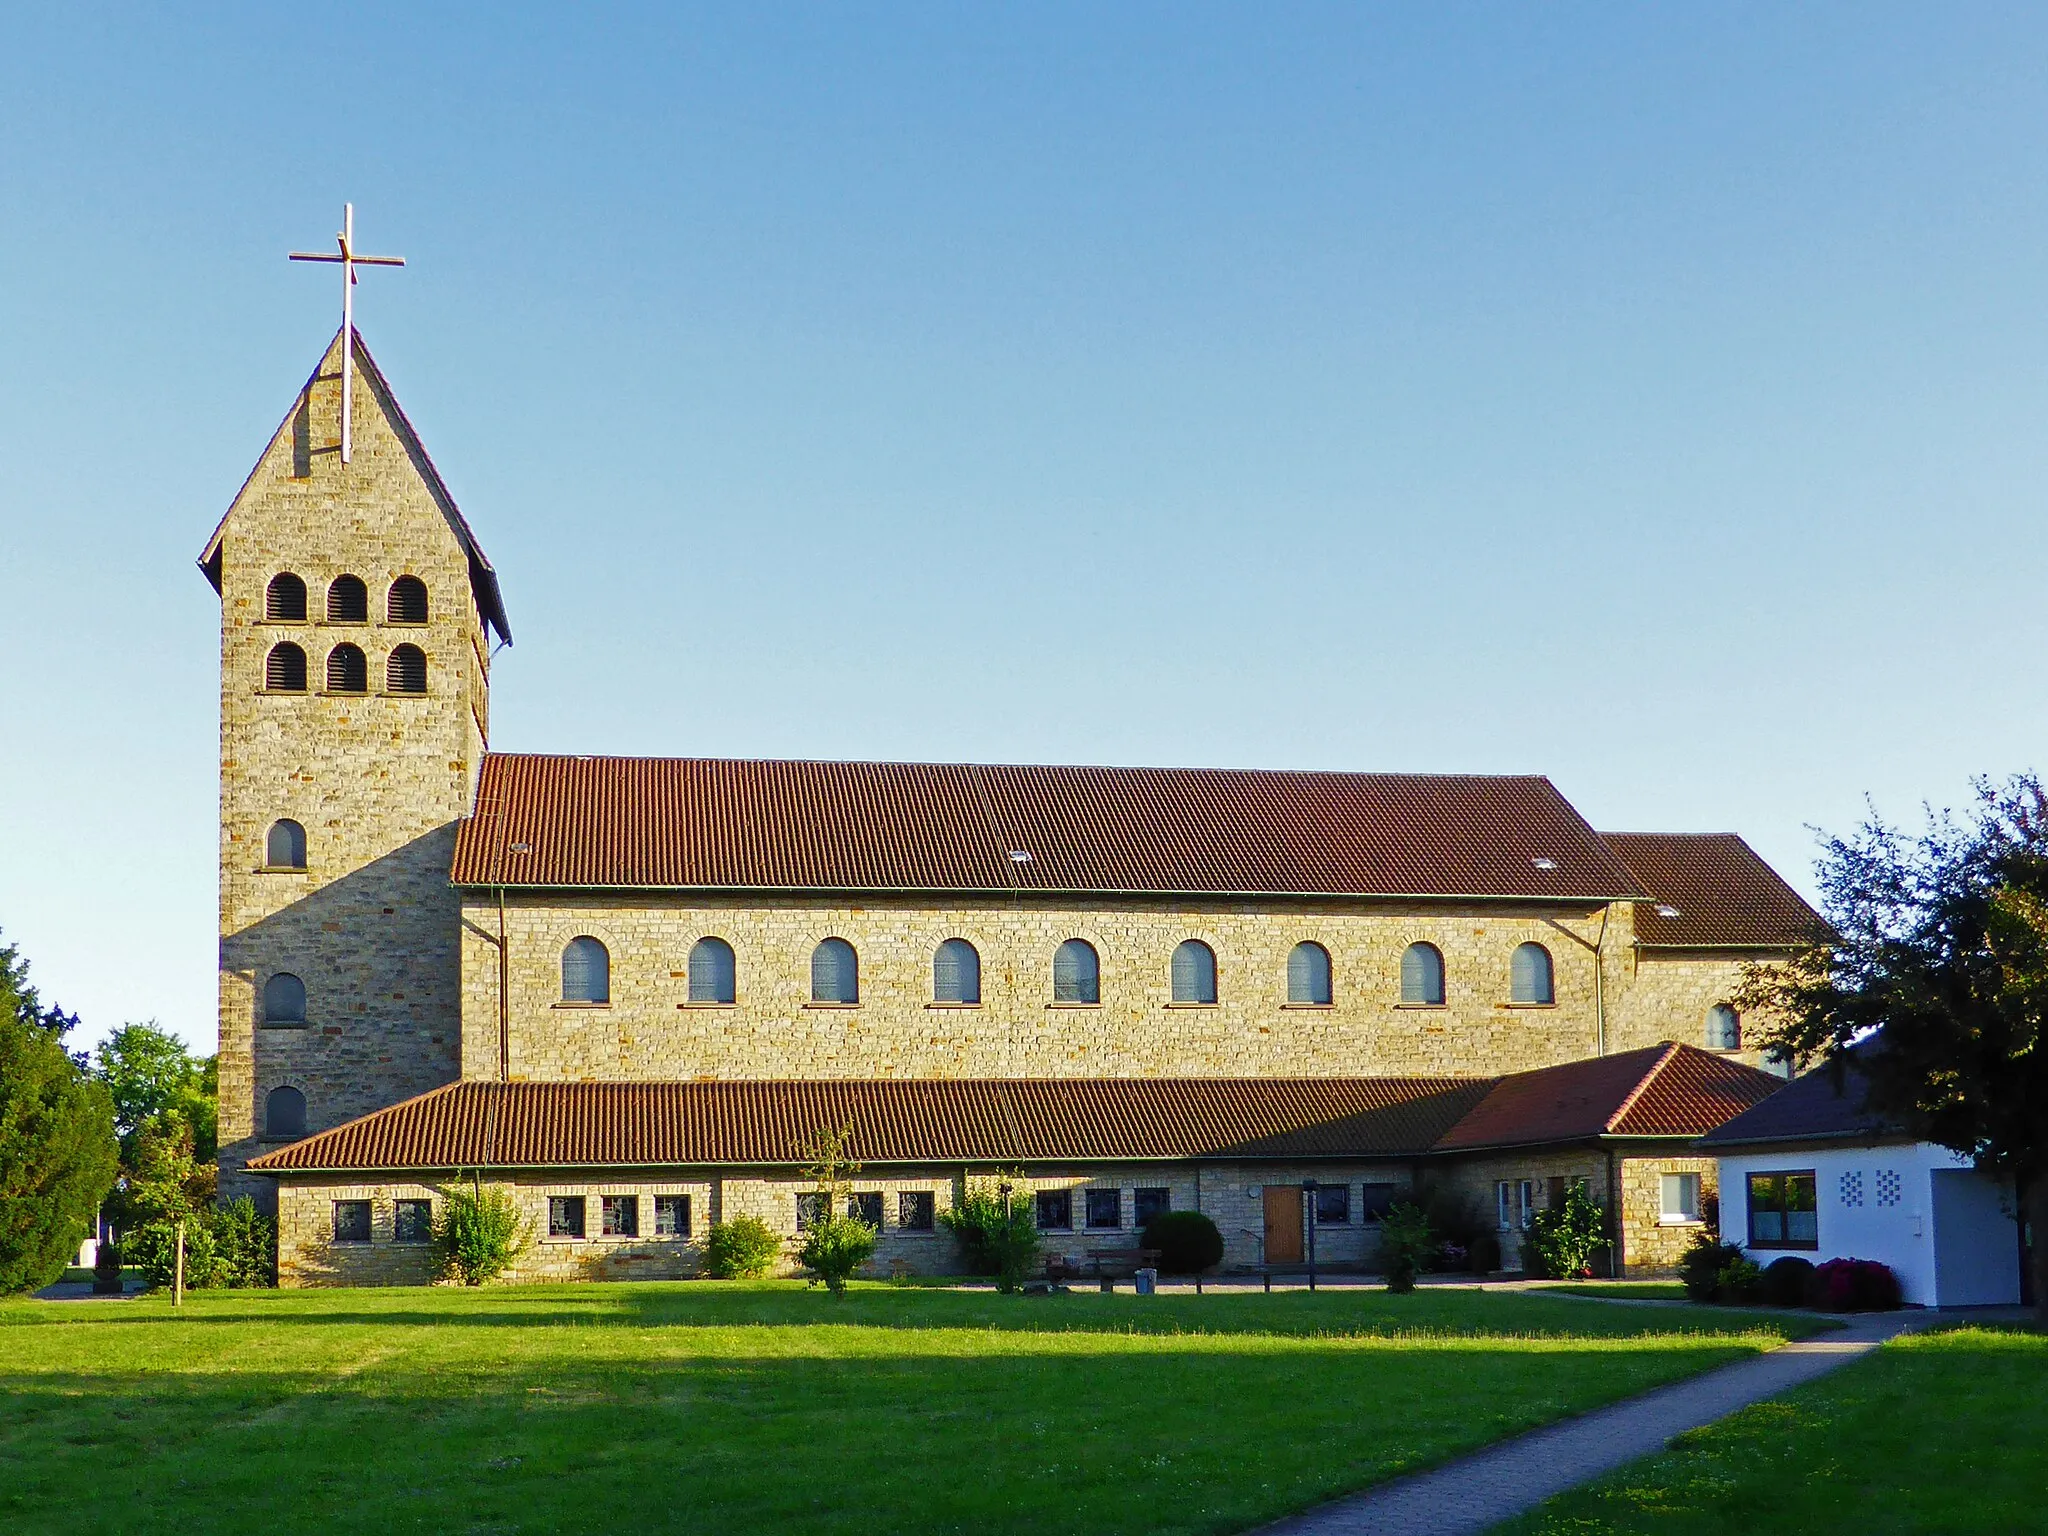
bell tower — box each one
[198,326,511,1206]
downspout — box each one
[497,884,510,1082]
[1605,1146,1622,1279]
[1542,905,1612,1056]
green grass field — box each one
[0,1282,1818,1536]
[1495,1325,2046,1535]
[1537,1282,1689,1302]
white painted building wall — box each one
[1716,1140,2020,1307]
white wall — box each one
[1717,1141,2018,1307]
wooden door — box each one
[1263,1186,1303,1264]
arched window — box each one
[386,644,427,694]
[326,574,368,623]
[1400,942,1445,1006]
[1053,939,1100,1004]
[264,1085,307,1138]
[1510,942,1554,1005]
[388,575,429,624]
[265,572,307,622]
[265,642,307,692]
[266,819,306,869]
[688,937,736,1004]
[1171,940,1217,1005]
[934,939,981,1004]
[811,938,858,1004]
[1706,1004,1742,1051]
[262,973,307,1025]
[326,643,368,693]
[1287,942,1332,1005]
[561,937,610,1004]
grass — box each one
[1537,1282,1689,1302]
[0,1282,1819,1536]
[1495,1324,2047,1535]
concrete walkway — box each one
[1255,1312,1920,1536]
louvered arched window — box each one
[265,572,307,622]
[264,1085,307,1138]
[388,575,428,624]
[1510,942,1554,1005]
[1706,1004,1741,1051]
[326,574,368,623]
[1400,942,1445,1005]
[262,973,307,1025]
[1287,942,1332,1005]
[934,939,981,1004]
[326,643,368,693]
[265,643,307,692]
[561,937,610,1004]
[386,644,427,694]
[266,819,306,870]
[1053,939,1099,1004]
[688,937,736,1004]
[812,938,858,1004]
[1171,940,1217,1004]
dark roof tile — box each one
[1602,833,1819,948]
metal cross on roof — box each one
[289,203,405,464]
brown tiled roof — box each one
[1602,833,1819,948]
[452,755,1650,899]
[1431,1043,1785,1152]
[244,1076,1498,1173]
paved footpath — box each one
[1255,1312,1919,1536]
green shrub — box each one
[1761,1254,1815,1306]
[1527,1183,1608,1280]
[1679,1233,1746,1301]
[432,1180,529,1286]
[1807,1256,1902,1311]
[1142,1210,1223,1274]
[704,1215,782,1279]
[91,1236,124,1293]
[1379,1202,1435,1293]
[1715,1255,1763,1303]
[211,1197,277,1288]
[797,1210,877,1296]
[937,1176,1039,1293]
[1463,1229,1501,1274]
[128,1217,221,1290]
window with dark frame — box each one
[796,1192,828,1230]
[388,575,429,624]
[850,1193,884,1229]
[1133,1187,1171,1228]
[386,643,428,694]
[266,572,308,622]
[326,574,368,623]
[266,819,307,869]
[1035,1190,1073,1230]
[1747,1171,1818,1249]
[655,1195,691,1238]
[332,1200,371,1243]
[601,1195,639,1238]
[1053,939,1100,1004]
[1085,1189,1122,1229]
[265,642,308,692]
[264,1084,306,1137]
[548,1196,586,1239]
[1360,1182,1399,1223]
[898,1191,935,1232]
[1314,1184,1351,1224]
[393,1199,432,1243]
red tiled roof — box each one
[1431,1043,1785,1152]
[1602,833,1819,948]
[452,755,1650,899]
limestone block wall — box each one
[1424,1150,1610,1273]
[1610,947,1785,1070]
[1618,1153,1719,1273]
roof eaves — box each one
[450,879,1648,902]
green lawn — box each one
[1,1282,1817,1536]
[1494,1325,2047,1535]
[1537,1282,1689,1302]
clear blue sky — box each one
[4,6,2045,1055]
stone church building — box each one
[207,329,1815,1285]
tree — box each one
[0,934,119,1293]
[793,1124,876,1296]
[937,1174,1040,1292]
[95,1022,217,1167]
[1740,776,2048,1319]
[432,1179,529,1285]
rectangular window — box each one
[1660,1173,1701,1223]
[654,1195,691,1238]
[548,1196,586,1239]
[1085,1189,1122,1229]
[1133,1187,1171,1228]
[850,1193,884,1229]
[1747,1171,1819,1249]
[393,1198,432,1243]
[1314,1184,1352,1224]
[332,1199,371,1244]
[1035,1190,1073,1230]
[1518,1180,1537,1230]
[795,1192,827,1231]
[601,1195,639,1238]
[898,1191,935,1232]
[1360,1182,1399,1223]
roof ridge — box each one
[475,749,1560,783]
[1604,1042,1684,1132]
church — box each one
[205,324,1815,1286]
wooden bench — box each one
[1084,1247,1161,1290]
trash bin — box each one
[1135,1267,1157,1295]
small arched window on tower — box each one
[934,939,981,1005]
[326,574,368,623]
[811,938,859,1004]
[1706,1004,1742,1052]
[1053,939,1100,1004]
[1401,942,1446,1005]
[561,937,610,1004]
[265,642,308,692]
[326,643,368,694]
[266,572,307,622]
[1510,942,1555,1005]
[262,973,307,1026]
[388,575,429,625]
[265,1085,307,1139]
[266,819,307,870]
[1287,941,1333,1005]
[687,937,736,1005]
[386,644,427,694]
[1171,940,1218,1005]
